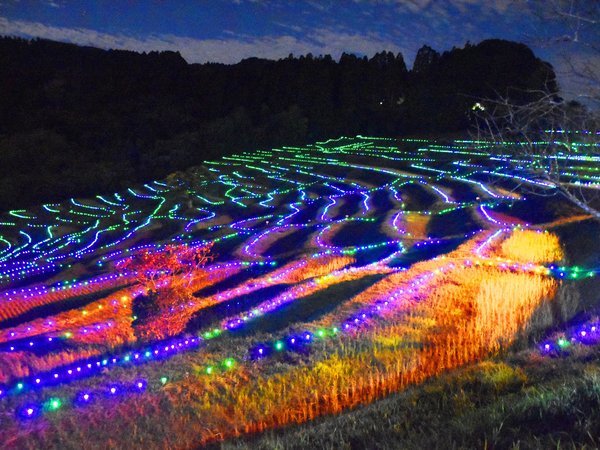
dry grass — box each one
[0,228,566,448]
[121,231,560,446]
[500,229,563,264]
[279,255,355,284]
[0,348,102,383]
[150,262,557,447]
[0,265,242,379]
[404,212,431,239]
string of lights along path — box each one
[0,136,597,423]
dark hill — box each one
[0,36,556,210]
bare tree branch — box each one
[470,0,600,220]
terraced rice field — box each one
[0,136,598,448]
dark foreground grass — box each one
[222,347,600,450]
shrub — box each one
[118,243,214,341]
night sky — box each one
[0,1,597,99]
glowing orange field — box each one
[0,137,590,448]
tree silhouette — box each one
[473,2,599,220]
[0,36,558,211]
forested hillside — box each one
[0,37,557,210]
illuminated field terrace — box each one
[0,136,598,448]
